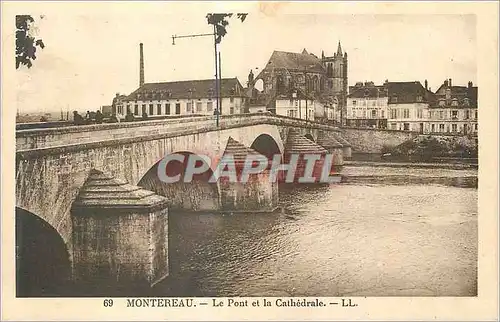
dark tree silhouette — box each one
[16,15,45,69]
[206,13,247,44]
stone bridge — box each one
[15,113,412,294]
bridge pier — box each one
[282,130,331,183]
[71,169,169,288]
[219,138,278,212]
[317,131,344,171]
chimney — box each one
[468,81,473,88]
[424,79,428,90]
[139,43,145,87]
[444,79,448,87]
[448,78,452,87]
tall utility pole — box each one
[218,52,222,116]
[172,30,220,126]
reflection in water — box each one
[152,166,477,297]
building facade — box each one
[247,42,348,124]
[427,79,478,135]
[386,81,434,133]
[346,81,388,129]
[119,78,246,119]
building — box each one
[247,42,348,124]
[111,93,128,116]
[116,43,246,119]
[121,78,246,119]
[346,81,388,129]
[386,81,434,133]
[427,79,478,135]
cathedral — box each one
[247,41,348,123]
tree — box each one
[206,13,247,44]
[16,15,45,69]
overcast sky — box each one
[13,4,476,114]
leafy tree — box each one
[206,13,247,44]
[16,15,45,69]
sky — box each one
[13,5,476,114]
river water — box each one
[153,165,477,297]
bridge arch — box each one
[137,151,220,211]
[16,207,71,297]
[250,134,283,160]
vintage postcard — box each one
[1,1,498,321]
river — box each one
[152,165,477,297]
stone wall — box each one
[72,208,168,285]
[339,127,419,154]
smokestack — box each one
[424,79,428,90]
[139,43,144,87]
[448,78,452,87]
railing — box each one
[16,113,340,151]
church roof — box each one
[125,78,245,101]
[258,50,325,76]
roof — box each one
[257,50,325,78]
[72,169,168,212]
[432,83,477,108]
[348,84,388,98]
[386,81,430,104]
[125,78,245,101]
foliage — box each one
[16,15,45,69]
[206,13,247,44]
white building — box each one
[387,81,433,133]
[347,81,389,129]
[120,78,247,119]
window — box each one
[230,106,234,114]
[196,102,202,112]
[381,110,385,118]
[149,104,154,115]
[230,97,234,103]
[431,124,435,132]
[439,124,445,132]
[134,104,139,115]
[416,96,423,102]
[118,106,123,115]
[475,110,478,119]
[362,110,366,118]
[465,110,470,119]
[157,104,162,115]
[142,104,146,115]
[417,109,423,119]
[475,124,478,130]
[439,111,444,119]
[165,103,171,115]
[390,109,397,119]
[439,100,445,106]
[452,100,458,106]
[403,123,410,131]
[392,96,398,103]
[391,123,397,130]
[452,124,457,132]
[207,101,213,111]
[371,110,377,118]
[403,109,410,119]
[186,102,192,113]
[175,103,181,114]
[372,101,376,107]
[352,100,357,106]
[451,110,458,119]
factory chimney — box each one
[139,43,145,87]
